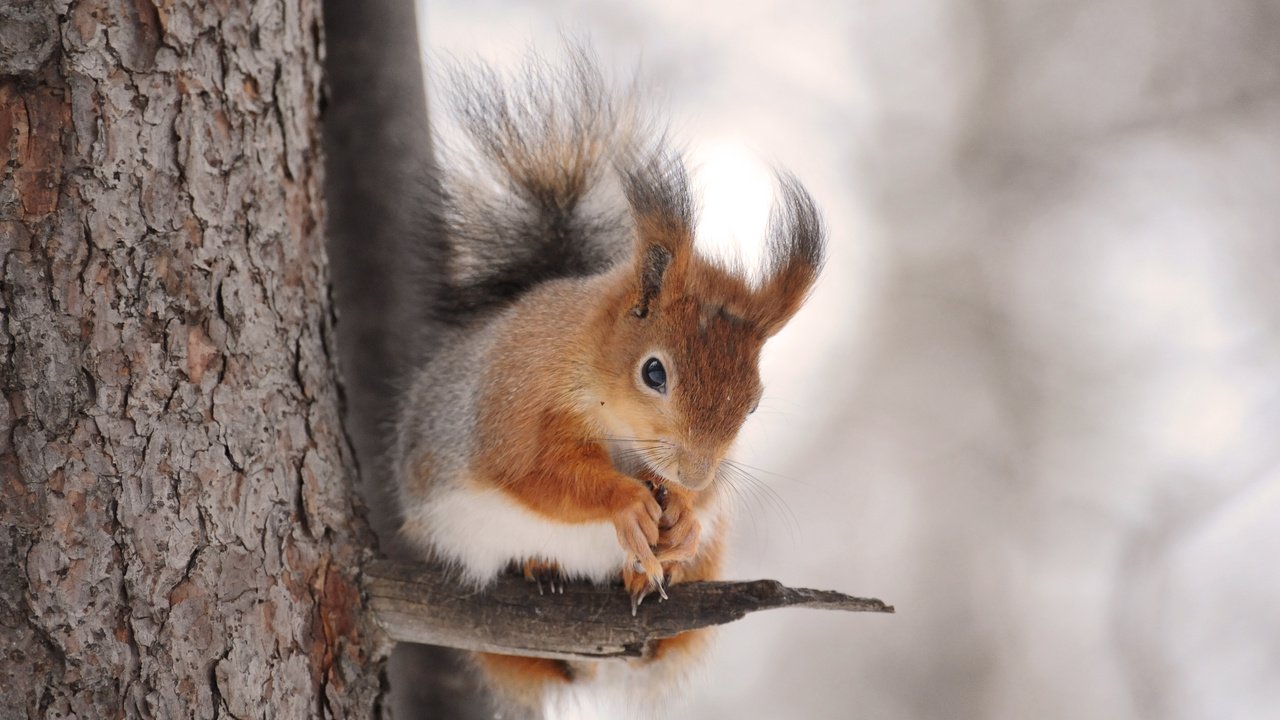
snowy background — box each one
[414,1,1280,717]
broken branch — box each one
[362,559,893,661]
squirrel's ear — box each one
[748,173,826,336]
[621,150,695,318]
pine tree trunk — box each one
[1,0,384,716]
[319,0,494,715]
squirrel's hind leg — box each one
[519,557,570,595]
[472,652,579,717]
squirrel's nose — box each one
[677,453,717,491]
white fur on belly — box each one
[404,484,627,586]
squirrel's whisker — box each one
[716,461,802,546]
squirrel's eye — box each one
[641,357,667,393]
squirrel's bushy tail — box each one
[423,49,648,325]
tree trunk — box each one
[318,0,493,716]
[1,0,384,717]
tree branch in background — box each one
[364,560,893,661]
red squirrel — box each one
[393,50,824,717]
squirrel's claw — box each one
[622,558,668,613]
[522,558,568,596]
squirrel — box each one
[392,49,825,718]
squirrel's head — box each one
[590,152,825,492]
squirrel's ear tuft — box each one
[621,149,695,318]
[748,172,826,335]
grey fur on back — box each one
[394,322,494,505]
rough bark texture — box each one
[365,560,894,661]
[1,0,384,717]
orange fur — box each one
[470,225,783,518]
[474,652,576,709]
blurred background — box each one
[414,1,1280,717]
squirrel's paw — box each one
[654,483,701,566]
[611,484,665,614]
[622,551,696,613]
[622,562,665,616]
[521,558,569,595]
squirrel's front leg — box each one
[654,482,702,567]
[607,479,667,600]
[623,480,702,610]
[489,439,665,597]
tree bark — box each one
[1,0,384,717]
